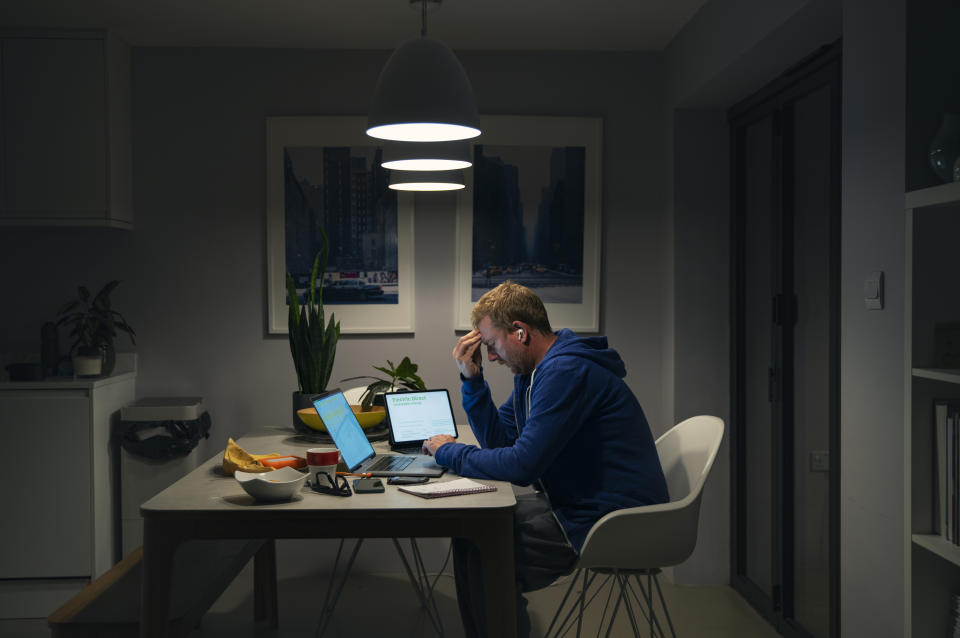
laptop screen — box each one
[384,389,458,445]
[312,392,375,471]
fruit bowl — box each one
[296,405,386,432]
[235,466,307,501]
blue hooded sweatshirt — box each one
[434,329,669,550]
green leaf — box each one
[395,356,417,378]
[372,365,394,377]
[57,300,80,316]
[286,247,338,394]
[308,251,321,309]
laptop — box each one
[311,391,447,477]
[384,388,459,452]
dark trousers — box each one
[453,491,578,638]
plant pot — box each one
[292,391,327,435]
[73,348,103,377]
[929,112,960,183]
[101,343,116,376]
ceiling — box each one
[0,0,709,51]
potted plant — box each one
[287,235,340,434]
[343,356,426,410]
[56,281,136,377]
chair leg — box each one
[545,569,581,637]
[628,572,673,638]
[550,569,672,638]
[549,570,606,638]
[647,572,654,637]
[652,572,678,638]
[614,572,642,638]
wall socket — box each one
[810,450,829,472]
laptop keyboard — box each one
[367,455,413,472]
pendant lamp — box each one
[382,140,471,171]
[389,170,465,191]
[367,0,480,142]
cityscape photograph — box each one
[283,146,399,305]
[471,144,586,303]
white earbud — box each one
[517,329,524,342]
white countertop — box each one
[0,368,137,390]
[0,353,137,390]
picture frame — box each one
[266,116,415,334]
[454,115,603,332]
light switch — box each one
[864,271,883,310]
[810,450,829,472]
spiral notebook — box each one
[398,477,497,499]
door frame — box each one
[728,40,841,638]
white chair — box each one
[545,415,725,638]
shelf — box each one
[913,368,960,384]
[906,181,960,210]
[913,534,960,567]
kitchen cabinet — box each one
[0,30,132,228]
[0,369,135,617]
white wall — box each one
[0,48,669,444]
[0,47,676,573]
[840,0,907,633]
[672,108,731,585]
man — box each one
[422,282,669,638]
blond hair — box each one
[471,282,553,334]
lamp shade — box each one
[389,169,465,191]
[382,140,471,171]
[367,38,480,142]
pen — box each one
[336,472,372,477]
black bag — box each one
[119,412,211,459]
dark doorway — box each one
[729,42,841,638]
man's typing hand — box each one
[453,329,483,379]
[422,434,456,456]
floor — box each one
[2,554,780,638]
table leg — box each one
[472,510,517,638]
[140,519,180,638]
[254,539,279,626]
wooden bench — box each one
[47,539,270,637]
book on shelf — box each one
[936,401,960,544]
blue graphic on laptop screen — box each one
[313,393,374,469]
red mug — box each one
[307,447,340,486]
[307,448,339,466]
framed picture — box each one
[266,116,415,334]
[454,115,602,332]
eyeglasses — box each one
[310,471,352,497]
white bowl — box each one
[235,466,307,501]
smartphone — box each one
[387,476,430,485]
[353,478,385,493]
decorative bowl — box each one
[296,405,386,432]
[235,466,307,501]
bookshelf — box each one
[906,180,960,637]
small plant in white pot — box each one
[56,281,136,377]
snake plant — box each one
[286,234,340,394]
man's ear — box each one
[513,322,527,343]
